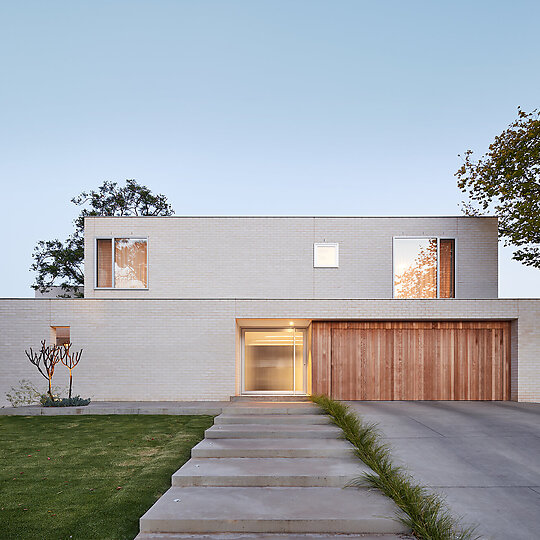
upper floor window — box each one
[96,238,148,289]
[393,238,455,299]
[314,243,339,267]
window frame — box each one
[392,236,457,299]
[313,243,340,268]
[94,237,149,290]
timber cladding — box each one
[311,321,511,401]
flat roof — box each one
[84,215,497,219]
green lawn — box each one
[0,414,214,540]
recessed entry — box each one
[243,328,306,394]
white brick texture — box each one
[1,298,539,405]
[3,216,536,406]
[84,216,498,300]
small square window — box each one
[314,243,339,268]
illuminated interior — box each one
[244,328,305,393]
[52,326,70,346]
[114,238,148,288]
[96,238,148,289]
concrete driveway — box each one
[346,401,540,540]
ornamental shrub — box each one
[41,395,91,407]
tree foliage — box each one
[31,179,174,296]
[456,108,540,268]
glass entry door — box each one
[243,328,306,394]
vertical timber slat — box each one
[311,321,511,401]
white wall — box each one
[0,299,236,406]
[84,216,499,300]
[2,298,539,406]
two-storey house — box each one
[1,216,539,404]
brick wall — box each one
[2,298,539,406]
[84,216,499,300]
[515,301,540,402]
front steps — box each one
[137,403,411,539]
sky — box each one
[1,0,539,298]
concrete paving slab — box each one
[340,416,444,439]
[381,434,540,487]
[0,401,227,416]
[191,438,356,458]
[350,400,540,439]
[135,533,412,539]
[139,486,409,534]
[441,486,540,540]
[1,400,323,417]
[205,424,342,439]
[225,404,322,415]
[215,415,331,425]
[346,401,540,540]
[172,457,370,487]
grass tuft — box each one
[311,394,479,540]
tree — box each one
[31,179,174,296]
[456,108,540,268]
[59,343,83,399]
[25,341,62,399]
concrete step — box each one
[191,438,356,458]
[139,486,409,534]
[136,533,410,539]
[225,405,322,416]
[172,457,371,487]
[205,424,342,439]
[135,533,411,539]
[215,414,332,425]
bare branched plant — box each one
[59,343,84,399]
[25,340,62,399]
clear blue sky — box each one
[1,1,539,297]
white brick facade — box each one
[1,298,539,405]
[1,216,538,406]
[84,216,498,300]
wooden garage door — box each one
[312,322,511,400]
